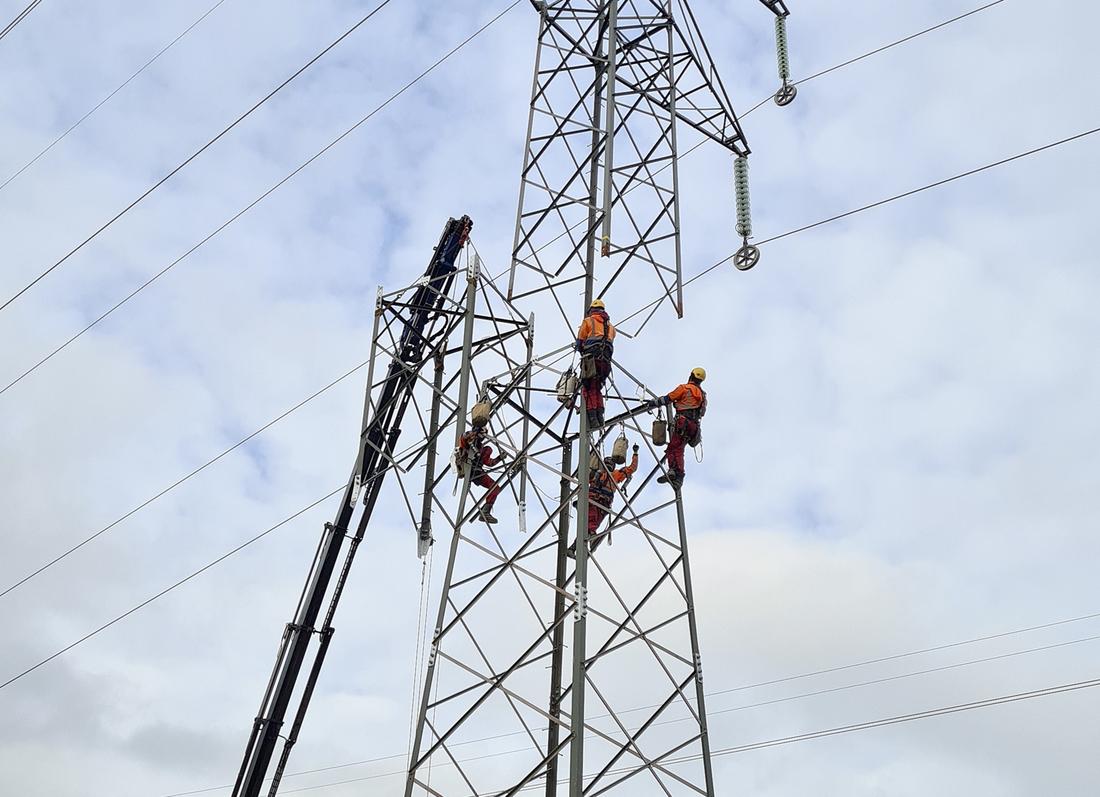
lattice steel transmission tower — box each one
[405,2,792,796]
[231,3,793,796]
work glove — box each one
[644,398,659,410]
[632,444,640,453]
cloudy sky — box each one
[1,0,1099,795]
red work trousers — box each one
[474,474,500,509]
[665,416,699,476]
[587,504,607,535]
[581,358,612,411]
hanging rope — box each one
[405,548,434,768]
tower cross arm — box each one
[757,0,790,17]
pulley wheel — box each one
[774,83,797,107]
[734,244,760,271]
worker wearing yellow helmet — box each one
[575,298,616,428]
[645,367,707,489]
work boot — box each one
[657,470,683,487]
[566,541,577,559]
[479,507,499,524]
[586,409,602,429]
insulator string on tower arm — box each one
[620,124,1100,335]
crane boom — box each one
[231,216,473,797]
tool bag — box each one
[556,369,579,404]
[611,433,629,464]
[652,418,667,446]
[470,401,492,428]
[580,354,597,380]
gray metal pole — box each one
[509,7,547,300]
[404,257,481,797]
[417,353,446,558]
[665,10,685,317]
[518,314,535,533]
[545,443,573,797]
[674,493,716,796]
[569,4,614,793]
[599,0,619,256]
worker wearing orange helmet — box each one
[575,298,616,428]
[646,367,707,489]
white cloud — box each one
[2,1,1099,795]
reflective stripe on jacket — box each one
[576,310,616,350]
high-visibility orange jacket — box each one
[666,383,707,416]
[576,310,616,350]
[590,452,638,504]
[459,431,501,473]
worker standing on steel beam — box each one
[575,299,616,429]
[646,367,707,489]
[570,444,639,557]
[458,423,507,524]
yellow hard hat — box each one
[691,367,707,382]
[590,298,606,310]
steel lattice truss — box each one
[405,334,715,796]
[509,0,749,323]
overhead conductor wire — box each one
[0,0,523,397]
[0,0,398,313]
[0,0,233,192]
[0,0,42,44]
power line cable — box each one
[619,124,1100,330]
[0,0,397,314]
[0,0,42,43]
[0,0,522,398]
[735,0,1007,121]
[0,359,370,599]
[709,675,1100,757]
[0,484,345,692]
[0,0,232,193]
[159,613,1100,796]
[530,677,1100,794]
[199,674,1100,795]
[795,0,1007,90]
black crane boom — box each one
[232,215,473,797]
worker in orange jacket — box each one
[570,444,639,557]
[575,299,615,429]
[458,426,506,524]
[646,367,707,488]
